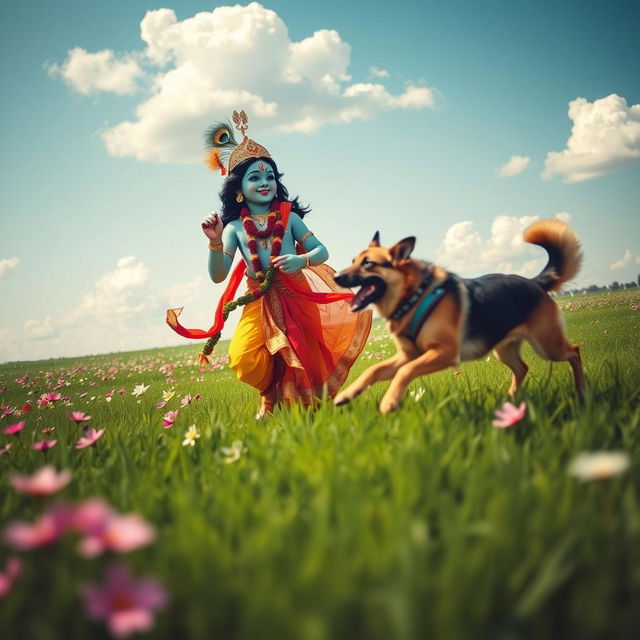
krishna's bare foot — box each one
[255,390,276,420]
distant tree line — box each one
[556,274,640,296]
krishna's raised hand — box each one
[201,212,223,244]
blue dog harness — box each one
[406,286,447,341]
[390,274,453,342]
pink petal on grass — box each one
[9,466,72,496]
[79,514,155,557]
[69,411,92,424]
[32,439,58,452]
[162,410,178,429]
[73,498,115,535]
[492,401,526,428]
[4,504,73,550]
[75,428,105,450]
[82,564,167,639]
[0,557,22,599]
[4,422,25,435]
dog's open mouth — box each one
[350,277,386,312]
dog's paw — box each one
[379,394,400,415]
[333,392,351,407]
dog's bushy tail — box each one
[524,219,583,292]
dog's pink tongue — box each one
[350,283,376,311]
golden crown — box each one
[205,110,271,176]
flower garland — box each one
[199,265,277,363]
[240,204,284,281]
[198,202,287,364]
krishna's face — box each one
[241,159,277,206]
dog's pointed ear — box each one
[369,231,380,247]
[389,237,416,261]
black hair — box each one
[219,156,310,227]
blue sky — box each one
[1,0,638,362]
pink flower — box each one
[42,426,55,434]
[32,439,58,452]
[73,498,115,535]
[162,410,178,429]
[180,394,192,407]
[20,402,32,414]
[4,421,25,435]
[76,428,105,450]
[69,411,92,424]
[4,504,73,550]
[81,564,167,638]
[0,556,22,599]
[10,466,72,496]
[79,513,155,557]
[155,401,166,410]
[492,401,526,428]
[38,392,62,408]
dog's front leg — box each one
[379,346,457,414]
[334,353,410,406]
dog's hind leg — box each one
[493,339,528,397]
[334,352,411,406]
[524,298,585,393]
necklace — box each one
[251,212,269,226]
[240,203,284,281]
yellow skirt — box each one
[228,265,371,405]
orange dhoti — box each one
[228,265,371,405]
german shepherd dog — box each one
[333,220,585,414]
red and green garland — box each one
[240,203,284,281]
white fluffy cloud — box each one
[435,212,572,277]
[610,249,634,270]
[25,316,58,340]
[369,66,389,79]
[543,94,640,183]
[496,155,531,177]
[0,257,19,279]
[51,3,438,162]
[47,47,145,95]
[2,257,209,362]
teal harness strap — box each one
[406,287,446,341]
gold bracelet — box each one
[300,230,314,243]
[305,254,311,268]
[224,249,234,258]
[208,241,223,252]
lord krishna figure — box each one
[167,111,371,417]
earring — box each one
[236,192,244,203]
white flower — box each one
[221,440,244,464]
[182,425,200,447]
[409,386,425,402]
[162,390,175,402]
[131,383,149,397]
[568,451,630,481]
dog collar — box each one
[390,275,433,321]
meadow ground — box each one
[0,289,639,639]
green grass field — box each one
[1,289,639,639]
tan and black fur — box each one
[333,220,585,414]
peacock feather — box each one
[204,121,238,175]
